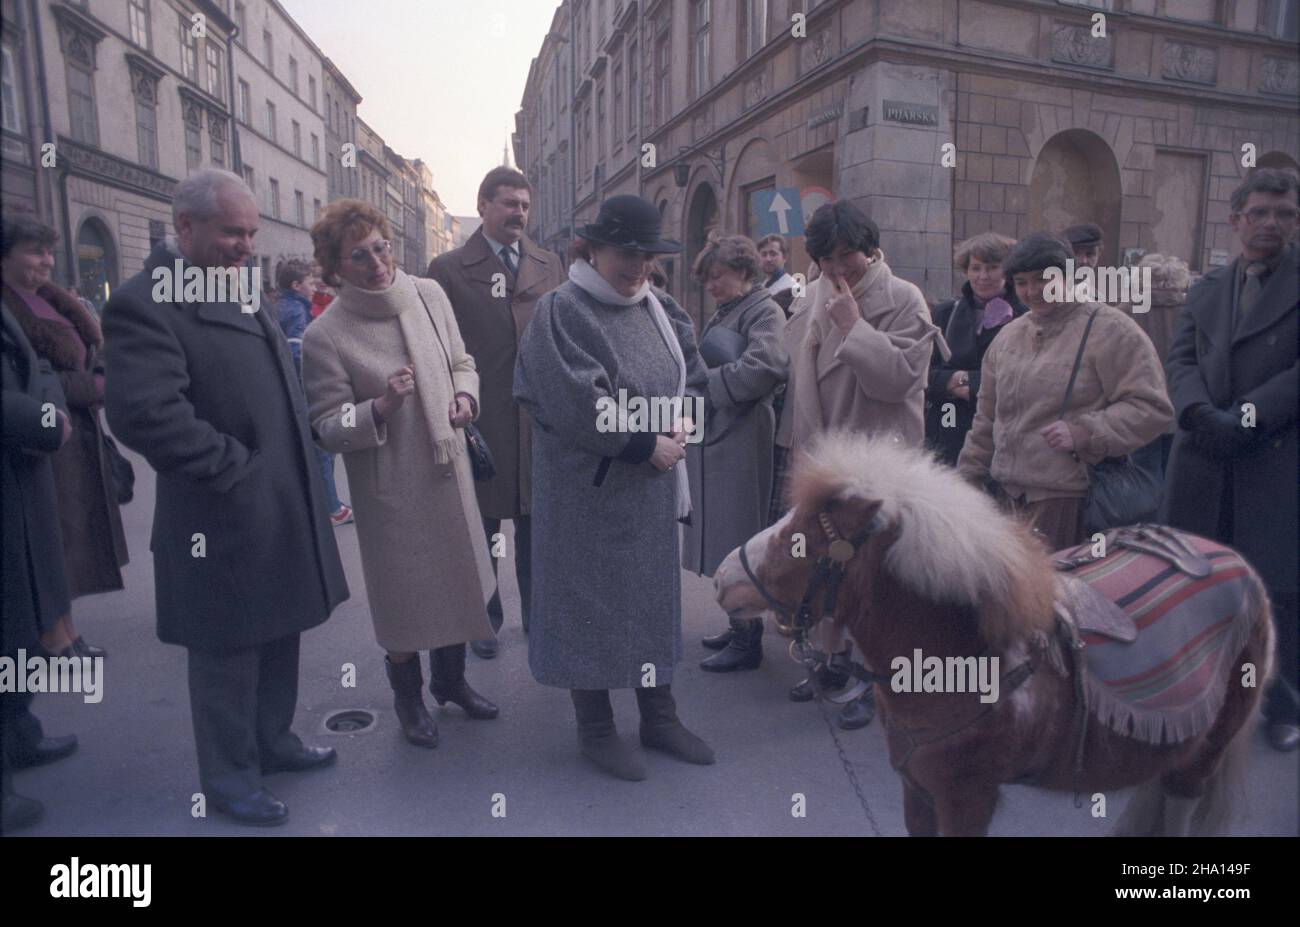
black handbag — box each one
[1060,308,1160,535]
[415,288,496,482]
[103,433,135,505]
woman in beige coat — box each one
[776,201,948,729]
[302,200,497,749]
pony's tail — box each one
[1111,570,1274,837]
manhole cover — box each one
[324,709,376,733]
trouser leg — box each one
[187,645,261,802]
[482,516,504,634]
[514,514,532,630]
[255,633,303,762]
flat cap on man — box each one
[1061,222,1103,246]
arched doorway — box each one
[75,218,118,314]
[1029,129,1122,265]
[684,180,719,329]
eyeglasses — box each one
[1241,206,1299,224]
[347,239,392,266]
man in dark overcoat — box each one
[1162,168,1299,752]
[2,303,78,830]
[102,169,349,825]
[428,167,563,658]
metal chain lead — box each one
[815,697,882,837]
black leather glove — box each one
[1188,403,1259,459]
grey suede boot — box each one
[634,685,715,765]
[570,689,646,781]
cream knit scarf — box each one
[568,258,691,520]
[338,269,463,465]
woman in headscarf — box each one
[514,194,713,781]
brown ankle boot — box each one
[385,656,439,748]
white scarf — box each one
[568,259,691,520]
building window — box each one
[612,58,622,143]
[309,75,317,110]
[128,0,151,50]
[179,12,197,81]
[1,45,22,133]
[292,119,301,157]
[324,91,332,128]
[238,79,250,123]
[266,99,276,142]
[654,24,670,125]
[289,57,299,96]
[627,40,637,136]
[135,98,158,170]
[295,190,305,226]
[692,0,711,99]
[205,43,223,100]
[234,2,246,44]
[313,197,321,220]
[66,58,98,146]
[1271,0,1299,39]
[262,29,273,74]
[596,84,606,165]
[185,122,202,171]
[310,133,320,168]
[269,178,281,219]
[747,0,768,55]
[242,164,255,193]
[210,116,226,166]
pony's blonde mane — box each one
[793,431,1057,646]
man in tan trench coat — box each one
[428,167,563,658]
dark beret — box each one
[1061,223,1103,246]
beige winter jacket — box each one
[957,301,1173,501]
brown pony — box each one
[714,432,1273,836]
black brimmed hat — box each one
[1061,222,1103,247]
[577,195,682,254]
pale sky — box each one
[278,0,560,215]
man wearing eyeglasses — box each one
[427,168,563,659]
[1164,167,1299,753]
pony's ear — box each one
[827,495,884,536]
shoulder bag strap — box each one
[1058,307,1101,421]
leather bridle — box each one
[737,508,887,699]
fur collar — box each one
[1,281,102,371]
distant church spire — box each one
[502,132,512,168]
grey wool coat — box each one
[103,242,349,653]
[302,272,495,653]
[682,287,788,577]
[514,281,708,689]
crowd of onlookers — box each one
[2,163,1294,829]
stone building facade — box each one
[517,0,1299,327]
[1,0,455,309]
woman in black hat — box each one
[513,194,714,781]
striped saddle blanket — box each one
[1051,529,1258,745]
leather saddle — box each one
[1050,524,1213,643]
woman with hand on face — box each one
[687,233,788,674]
[301,200,498,750]
[514,195,712,782]
[775,201,948,730]
[924,233,1025,466]
[957,232,1173,551]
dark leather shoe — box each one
[789,666,849,702]
[8,734,78,769]
[71,637,106,659]
[1267,721,1300,752]
[701,627,733,650]
[471,638,498,659]
[2,791,45,832]
[213,788,288,827]
[701,620,762,671]
[261,745,337,774]
[836,688,875,730]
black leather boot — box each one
[634,685,715,765]
[837,686,876,730]
[429,644,499,719]
[385,656,439,748]
[700,617,762,671]
[701,626,733,650]
[789,664,849,702]
[571,689,646,780]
